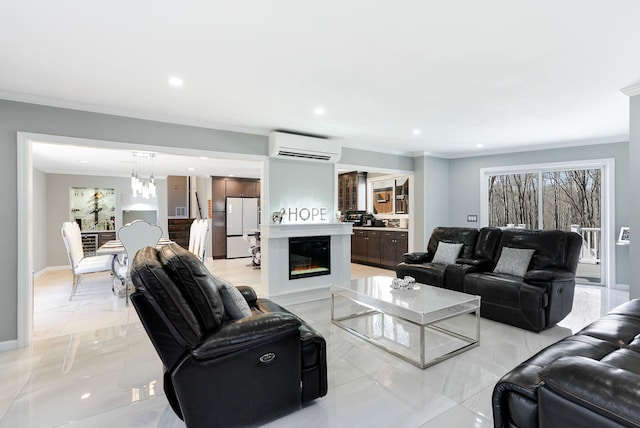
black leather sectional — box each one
[493,299,640,428]
[129,244,327,427]
[396,227,582,331]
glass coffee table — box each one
[331,276,480,369]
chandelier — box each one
[131,152,156,199]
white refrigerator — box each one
[226,197,259,258]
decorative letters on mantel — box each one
[276,207,329,224]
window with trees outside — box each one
[482,160,613,286]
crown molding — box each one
[621,84,640,97]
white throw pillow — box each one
[213,275,252,319]
[493,247,535,277]
[431,241,463,265]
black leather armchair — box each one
[130,244,327,427]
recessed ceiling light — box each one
[168,77,183,87]
[412,129,421,135]
[199,156,208,160]
[79,160,89,164]
[187,167,195,171]
[81,393,91,400]
[314,107,325,116]
[476,144,484,148]
[228,174,234,177]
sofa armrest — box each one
[539,356,640,426]
[456,257,493,269]
[403,252,429,264]
[193,312,301,360]
[524,268,574,282]
[236,285,258,306]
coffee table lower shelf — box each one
[331,292,480,369]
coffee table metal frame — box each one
[331,276,480,369]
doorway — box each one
[17,132,265,347]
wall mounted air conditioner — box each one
[268,131,341,163]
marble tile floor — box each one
[3,261,628,427]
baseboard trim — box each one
[269,286,330,307]
[34,265,69,278]
[0,339,18,352]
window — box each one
[481,159,614,287]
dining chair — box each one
[188,219,208,262]
[61,221,115,300]
[117,220,162,304]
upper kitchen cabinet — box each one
[370,175,410,216]
[395,177,409,214]
[338,171,367,212]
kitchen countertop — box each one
[352,226,409,232]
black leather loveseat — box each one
[130,244,327,427]
[397,227,582,331]
[493,299,640,428]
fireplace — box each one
[289,236,331,280]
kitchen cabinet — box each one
[380,230,408,268]
[351,229,382,265]
[351,228,408,269]
[211,176,260,258]
[338,171,367,212]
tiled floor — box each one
[1,260,629,427]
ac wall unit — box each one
[268,131,341,163]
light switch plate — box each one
[467,215,478,222]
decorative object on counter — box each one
[390,276,416,289]
[130,151,156,199]
[272,208,286,224]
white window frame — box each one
[480,158,615,288]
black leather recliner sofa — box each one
[130,244,327,427]
[493,299,640,428]
[397,227,582,331]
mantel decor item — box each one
[131,152,156,199]
[272,208,286,224]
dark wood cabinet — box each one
[353,230,368,263]
[211,176,260,258]
[352,228,408,269]
[380,231,408,268]
[338,171,367,212]
[211,212,226,258]
[366,230,381,265]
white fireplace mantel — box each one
[260,222,353,239]
[260,222,353,306]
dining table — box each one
[96,238,175,303]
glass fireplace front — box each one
[289,236,331,280]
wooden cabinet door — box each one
[366,230,381,265]
[211,212,227,258]
[395,232,408,263]
[380,231,397,267]
[225,179,242,197]
[241,180,257,197]
[353,230,368,263]
[212,178,226,212]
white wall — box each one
[629,96,640,298]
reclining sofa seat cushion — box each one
[396,227,479,288]
[463,229,581,332]
[159,244,226,331]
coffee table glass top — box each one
[332,276,480,324]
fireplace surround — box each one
[289,236,331,280]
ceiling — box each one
[2,1,640,166]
